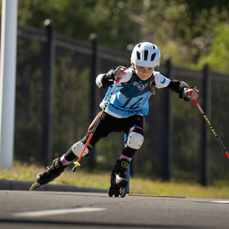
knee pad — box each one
[127,132,144,150]
[71,141,89,157]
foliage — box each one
[1,0,229,70]
[199,23,229,73]
[10,0,229,72]
[2,161,229,199]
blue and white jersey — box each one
[99,67,171,118]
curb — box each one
[0,179,107,193]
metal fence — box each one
[14,23,229,185]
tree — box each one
[1,0,229,70]
[199,23,229,73]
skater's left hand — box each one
[187,88,199,100]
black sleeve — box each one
[167,80,190,101]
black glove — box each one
[103,66,125,86]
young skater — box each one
[30,42,199,197]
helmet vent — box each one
[137,51,141,60]
[144,50,148,60]
[151,53,156,61]
[153,45,156,49]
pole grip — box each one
[188,88,199,105]
[115,77,121,83]
[115,66,126,83]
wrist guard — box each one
[103,69,116,86]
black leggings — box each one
[81,112,145,157]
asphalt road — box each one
[0,190,229,229]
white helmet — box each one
[131,42,161,67]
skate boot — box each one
[108,159,129,198]
[30,158,67,191]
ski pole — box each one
[72,77,121,172]
[189,89,229,159]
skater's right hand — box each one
[115,66,127,79]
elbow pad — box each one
[96,74,105,88]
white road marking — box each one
[210,201,229,204]
[12,207,106,217]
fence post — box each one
[164,58,173,180]
[88,33,99,168]
[41,19,55,165]
[200,64,211,185]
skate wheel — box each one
[29,182,42,191]
[113,185,120,197]
[120,187,126,198]
[108,185,120,197]
[108,186,114,197]
[114,188,120,197]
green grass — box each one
[1,161,229,199]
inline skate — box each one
[108,159,129,198]
[30,158,67,191]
